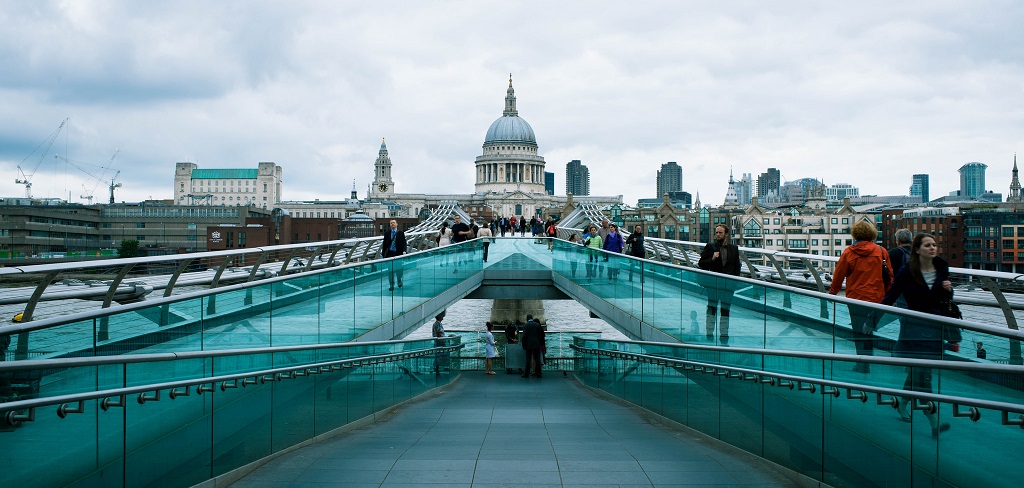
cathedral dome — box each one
[484,115,536,145]
[483,77,537,146]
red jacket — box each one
[828,241,893,303]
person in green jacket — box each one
[582,224,603,280]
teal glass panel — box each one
[718,366,764,456]
[347,366,374,421]
[319,267,355,343]
[762,377,823,481]
[271,373,317,454]
[14,317,95,360]
[353,263,383,338]
[0,399,105,487]
[202,284,273,350]
[371,362,394,414]
[314,369,350,436]
[270,273,322,347]
[211,381,271,478]
[125,387,213,487]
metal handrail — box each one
[571,344,1024,427]
[1,342,465,424]
[0,335,459,372]
[0,230,440,322]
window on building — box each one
[831,218,838,224]
[1004,240,1014,249]
[811,239,819,245]
[1004,252,1014,262]
[823,250,830,256]
[835,239,842,246]
[773,218,780,224]
[1005,227,1016,237]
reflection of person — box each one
[521,315,545,379]
[567,234,580,277]
[382,219,407,291]
[432,313,448,375]
[828,220,893,372]
[698,224,740,344]
[484,322,497,375]
[882,233,953,437]
[976,342,987,359]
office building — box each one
[736,173,753,206]
[959,162,987,199]
[545,171,555,195]
[756,168,781,199]
[565,159,590,196]
[656,162,682,197]
[910,174,930,203]
[174,162,283,209]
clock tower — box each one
[369,138,395,199]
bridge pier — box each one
[490,299,547,324]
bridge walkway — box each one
[230,373,799,488]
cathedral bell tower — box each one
[369,138,395,200]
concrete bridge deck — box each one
[228,373,801,488]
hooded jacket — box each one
[828,240,893,303]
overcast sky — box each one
[1,1,1022,207]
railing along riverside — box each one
[556,226,1024,333]
[0,337,463,487]
[0,231,439,322]
[0,337,464,427]
[571,341,1024,428]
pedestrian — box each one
[521,314,545,378]
[546,219,557,250]
[828,220,893,372]
[483,322,497,375]
[437,221,452,267]
[888,228,914,274]
[451,215,471,273]
[698,224,740,344]
[431,312,448,375]
[477,221,493,262]
[381,219,406,291]
[603,224,624,282]
[582,225,603,280]
[976,341,987,359]
[504,322,518,344]
[520,215,527,236]
[625,224,645,282]
[882,233,956,437]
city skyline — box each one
[0,2,1022,207]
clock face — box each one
[378,184,388,192]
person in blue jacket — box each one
[602,224,624,282]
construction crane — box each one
[15,118,68,198]
[80,185,94,204]
[54,149,120,204]
[108,171,122,204]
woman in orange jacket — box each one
[828,220,894,372]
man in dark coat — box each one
[698,224,741,344]
[382,219,407,291]
[625,224,646,282]
[521,314,545,378]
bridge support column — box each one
[490,299,547,325]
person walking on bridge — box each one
[698,224,740,344]
[829,220,893,372]
[382,219,406,291]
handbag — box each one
[938,298,963,343]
